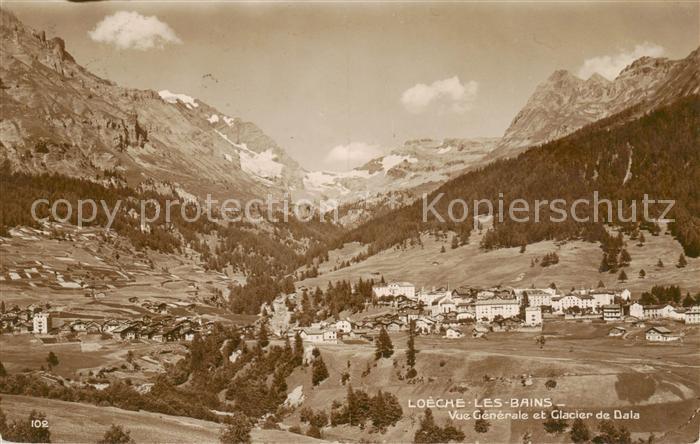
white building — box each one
[335,319,353,333]
[372,282,415,299]
[444,327,464,339]
[602,304,623,321]
[551,294,595,313]
[299,328,337,344]
[32,312,50,334]
[524,307,542,326]
[430,294,456,316]
[629,302,644,319]
[475,297,519,322]
[515,288,555,307]
[418,288,450,306]
[645,326,680,342]
[685,307,700,324]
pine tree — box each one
[293,332,304,366]
[375,327,394,359]
[0,361,6,377]
[312,355,329,386]
[474,410,491,433]
[677,253,688,268]
[618,270,628,282]
[639,269,646,278]
[257,321,269,348]
[657,258,664,267]
[619,249,631,267]
[406,321,416,369]
[440,245,446,253]
[451,236,459,249]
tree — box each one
[451,236,459,249]
[46,352,59,370]
[656,258,664,268]
[2,410,51,443]
[474,410,490,433]
[440,245,446,253]
[639,269,646,278]
[126,351,134,364]
[543,410,568,434]
[220,413,252,444]
[570,419,590,443]
[619,249,631,267]
[257,321,269,348]
[592,420,631,444]
[406,321,416,369]
[312,355,329,386]
[98,424,136,444]
[535,335,546,349]
[617,270,628,282]
[682,293,697,307]
[677,253,688,268]
[638,232,646,246]
[597,280,605,288]
[545,379,557,390]
[0,361,6,377]
[375,327,394,359]
[293,332,304,366]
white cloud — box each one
[88,11,182,50]
[577,43,665,80]
[324,142,382,168]
[401,76,478,114]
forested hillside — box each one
[331,96,700,258]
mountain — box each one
[495,47,700,158]
[301,137,499,201]
[332,95,700,261]
[0,9,305,201]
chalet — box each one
[299,328,337,344]
[455,302,475,320]
[182,329,197,341]
[101,319,124,333]
[608,326,626,337]
[414,317,435,334]
[70,320,87,332]
[602,304,623,322]
[84,321,102,334]
[384,320,404,332]
[645,326,680,342]
[444,327,464,339]
[117,326,140,341]
[335,319,353,333]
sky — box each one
[5,1,699,171]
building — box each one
[602,304,623,321]
[609,326,626,337]
[372,282,415,299]
[685,307,700,324]
[645,326,680,342]
[335,319,353,333]
[431,294,456,316]
[475,297,519,322]
[515,288,555,307]
[32,312,50,334]
[444,327,464,339]
[551,294,595,313]
[629,302,644,319]
[524,307,542,326]
[299,328,337,344]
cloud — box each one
[401,76,478,114]
[88,11,182,50]
[324,142,382,168]
[577,43,665,80]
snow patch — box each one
[207,114,219,124]
[223,116,235,126]
[239,149,284,179]
[215,130,283,179]
[223,153,233,162]
[158,90,198,109]
[437,146,452,154]
[381,154,418,172]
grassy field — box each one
[286,322,700,444]
[1,395,326,443]
[298,227,700,295]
